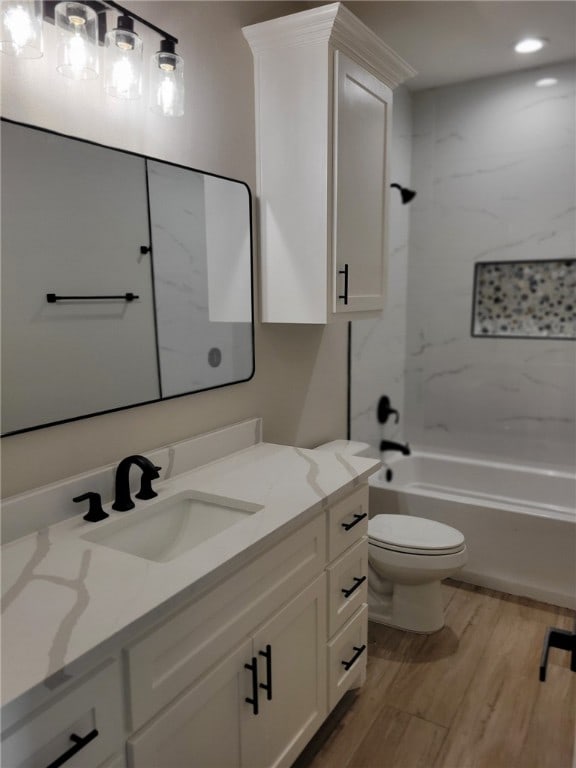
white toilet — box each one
[315,439,468,634]
[368,514,467,633]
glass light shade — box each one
[0,1,43,58]
[104,16,142,99]
[55,1,99,80]
[150,43,184,117]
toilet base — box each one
[368,568,446,633]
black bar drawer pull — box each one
[259,644,273,701]
[341,644,366,672]
[341,576,367,599]
[45,729,99,768]
[341,512,367,532]
[245,657,259,715]
[338,264,349,305]
[47,292,139,303]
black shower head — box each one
[390,183,417,204]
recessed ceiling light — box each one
[535,77,558,87]
[515,37,546,54]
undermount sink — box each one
[81,491,263,563]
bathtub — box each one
[369,452,576,609]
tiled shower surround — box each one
[351,61,576,470]
[472,259,576,339]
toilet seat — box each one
[369,514,465,556]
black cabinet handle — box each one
[45,729,99,768]
[341,512,367,532]
[244,657,259,715]
[341,576,367,599]
[338,264,349,305]
[341,644,366,672]
[47,293,139,303]
[259,644,273,701]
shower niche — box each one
[472,259,576,340]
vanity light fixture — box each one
[514,37,546,54]
[1,0,185,116]
[0,0,43,58]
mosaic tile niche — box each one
[472,259,576,340]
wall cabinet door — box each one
[332,51,392,316]
[244,575,327,768]
[127,639,252,768]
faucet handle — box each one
[377,396,400,425]
[135,465,162,501]
[73,492,109,523]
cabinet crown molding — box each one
[242,2,416,89]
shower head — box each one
[390,183,417,204]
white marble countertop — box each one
[1,442,379,711]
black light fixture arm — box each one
[102,0,178,44]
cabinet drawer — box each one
[328,486,368,561]
[126,513,326,729]
[1,660,124,768]
[327,537,368,637]
[327,605,368,711]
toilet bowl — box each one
[368,514,468,633]
[314,440,468,634]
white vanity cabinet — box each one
[1,660,125,768]
[126,486,369,768]
[128,577,326,768]
[125,514,328,768]
[2,472,374,768]
[243,2,415,324]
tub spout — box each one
[379,439,411,456]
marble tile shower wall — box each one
[350,87,412,455]
[405,61,576,470]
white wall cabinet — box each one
[243,2,415,324]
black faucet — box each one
[379,439,411,456]
[112,455,162,512]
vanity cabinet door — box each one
[243,574,327,768]
[127,639,252,768]
[332,51,392,316]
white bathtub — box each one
[369,452,576,609]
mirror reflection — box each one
[1,119,254,436]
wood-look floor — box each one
[294,580,576,768]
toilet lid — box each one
[369,515,465,555]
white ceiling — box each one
[341,1,576,90]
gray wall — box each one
[405,61,576,469]
[1,2,348,496]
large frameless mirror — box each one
[1,118,255,436]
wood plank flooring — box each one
[293,580,576,768]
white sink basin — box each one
[81,492,263,563]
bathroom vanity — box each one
[1,420,378,768]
